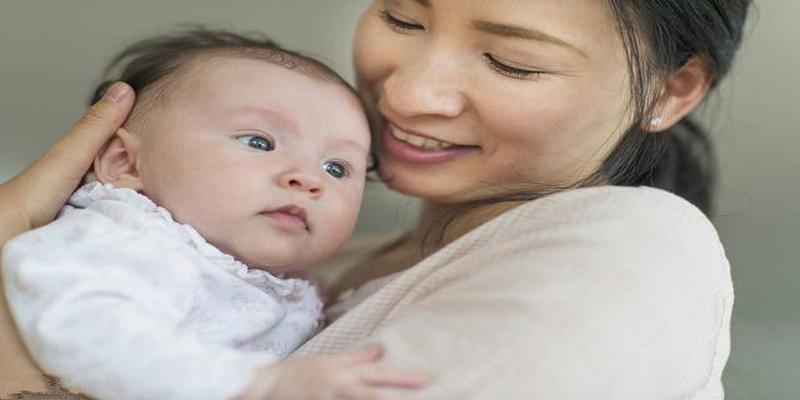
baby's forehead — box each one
[176,51,353,96]
[132,54,364,129]
[149,57,369,148]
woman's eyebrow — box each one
[471,20,589,59]
[386,0,430,7]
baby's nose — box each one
[277,170,324,198]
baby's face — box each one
[131,58,370,272]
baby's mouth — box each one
[261,205,309,233]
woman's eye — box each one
[322,160,350,179]
[236,134,274,152]
[484,54,543,79]
[381,10,424,31]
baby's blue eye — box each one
[322,160,349,179]
[236,134,274,152]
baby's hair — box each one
[89,27,357,124]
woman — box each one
[1,0,750,398]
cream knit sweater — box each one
[298,185,733,399]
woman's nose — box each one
[277,169,324,198]
[382,47,468,119]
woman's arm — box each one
[0,82,134,247]
[0,82,133,395]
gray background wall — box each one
[0,1,797,398]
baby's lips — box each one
[261,204,309,232]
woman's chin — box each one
[378,166,473,205]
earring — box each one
[650,116,663,128]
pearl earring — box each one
[650,116,663,128]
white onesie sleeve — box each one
[2,207,274,400]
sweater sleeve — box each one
[2,213,273,400]
[365,187,732,399]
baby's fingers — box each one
[339,386,382,400]
[339,386,413,400]
[359,366,430,389]
[337,346,384,365]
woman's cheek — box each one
[353,13,395,86]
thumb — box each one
[47,81,136,179]
[9,81,135,228]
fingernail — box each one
[103,82,130,103]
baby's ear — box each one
[93,128,143,191]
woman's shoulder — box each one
[502,185,723,251]
[517,185,714,228]
[450,185,730,289]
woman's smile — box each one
[381,122,479,165]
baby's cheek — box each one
[318,200,359,253]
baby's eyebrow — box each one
[232,106,298,133]
[327,137,369,156]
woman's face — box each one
[354,0,632,204]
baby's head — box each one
[90,28,371,273]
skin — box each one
[95,57,371,272]
[356,0,631,205]
[0,83,135,247]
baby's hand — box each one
[236,347,429,400]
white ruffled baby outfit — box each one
[2,182,322,400]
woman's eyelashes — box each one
[484,54,544,79]
[380,10,424,32]
[236,134,275,152]
[381,10,544,80]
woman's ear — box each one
[93,128,143,191]
[643,55,713,132]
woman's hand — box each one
[236,347,429,400]
[0,82,134,247]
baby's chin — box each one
[212,235,344,275]
[236,255,306,275]
[205,237,315,274]
[246,262,306,275]
[234,249,331,276]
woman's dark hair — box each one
[598,0,752,215]
[90,27,356,114]
[421,0,751,248]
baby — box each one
[2,29,424,400]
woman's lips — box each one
[381,124,478,165]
